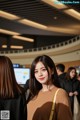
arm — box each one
[56,89,72,120]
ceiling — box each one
[0,0,80,50]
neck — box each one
[41,84,54,92]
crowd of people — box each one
[0,55,80,120]
[56,64,80,115]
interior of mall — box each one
[0,0,80,80]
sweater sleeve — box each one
[56,89,73,120]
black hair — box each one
[56,64,65,72]
[65,67,77,80]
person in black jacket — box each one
[62,67,80,114]
[56,63,66,88]
[24,79,31,103]
[0,56,27,120]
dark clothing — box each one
[24,80,29,91]
[62,78,80,113]
[24,80,31,103]
[0,94,27,120]
[58,72,66,88]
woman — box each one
[62,67,80,114]
[27,55,72,120]
[0,56,27,120]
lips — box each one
[39,77,45,80]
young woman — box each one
[62,67,80,114]
[27,55,72,120]
[0,56,27,120]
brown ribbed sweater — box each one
[27,87,72,120]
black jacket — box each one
[62,78,80,113]
[0,94,27,120]
[58,72,66,88]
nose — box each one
[38,70,43,76]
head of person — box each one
[66,67,77,80]
[29,55,60,96]
[56,64,65,75]
[0,56,22,98]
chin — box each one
[39,80,48,84]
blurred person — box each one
[56,63,66,88]
[77,73,80,81]
[24,79,31,103]
[62,67,80,114]
[0,56,27,120]
[24,79,29,91]
[27,55,72,120]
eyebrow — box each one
[35,67,46,70]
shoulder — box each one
[56,88,70,105]
[57,88,67,95]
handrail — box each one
[0,35,80,54]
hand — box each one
[74,91,78,96]
[69,92,74,96]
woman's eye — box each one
[34,71,38,73]
[42,69,46,71]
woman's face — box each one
[34,61,51,84]
[70,69,76,79]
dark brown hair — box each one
[65,67,77,80]
[0,56,23,98]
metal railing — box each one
[0,35,80,54]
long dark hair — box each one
[65,67,77,80]
[29,55,60,97]
[0,56,24,98]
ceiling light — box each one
[46,26,79,34]
[2,45,7,48]
[0,10,20,20]
[12,35,34,42]
[18,19,47,29]
[64,9,80,20]
[68,25,80,29]
[0,29,20,35]
[10,45,23,49]
[41,0,68,9]
[54,16,57,19]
